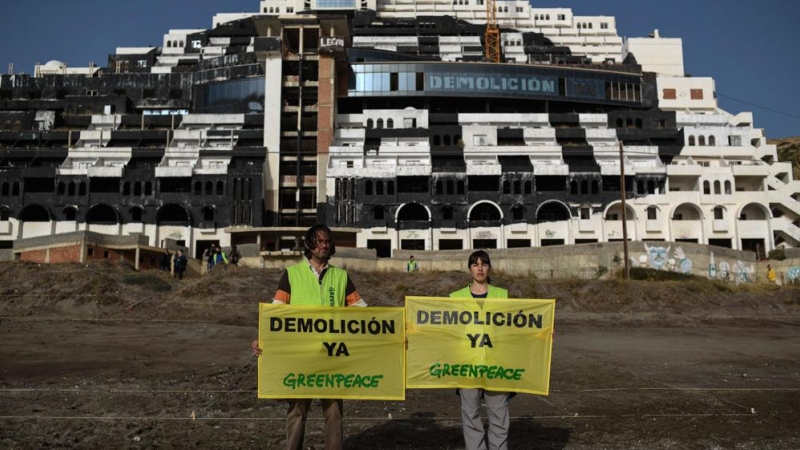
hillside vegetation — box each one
[1,261,798,323]
[771,136,800,179]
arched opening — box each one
[216,181,224,195]
[703,180,711,195]
[724,180,732,195]
[739,203,769,220]
[672,203,702,221]
[524,180,532,195]
[591,180,599,194]
[604,203,636,221]
[689,135,696,146]
[469,202,502,223]
[78,182,86,196]
[156,204,191,226]
[511,205,525,221]
[397,203,430,229]
[699,135,706,146]
[202,206,215,222]
[0,208,10,221]
[714,180,721,195]
[387,180,395,195]
[373,206,385,221]
[134,182,142,196]
[387,119,393,129]
[205,181,213,196]
[447,180,454,195]
[63,207,77,221]
[366,119,373,129]
[646,205,659,220]
[376,180,384,195]
[145,182,152,196]
[130,207,143,222]
[365,180,372,195]
[68,182,76,196]
[19,204,52,222]
[11,182,19,196]
[503,180,511,194]
[58,183,66,195]
[442,205,454,221]
[86,204,119,224]
[513,180,521,194]
[377,119,384,129]
[536,201,570,223]
[713,205,725,220]
[457,180,465,195]
[709,135,716,146]
[570,180,578,194]
[435,180,443,195]
[123,182,131,196]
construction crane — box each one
[485,0,501,62]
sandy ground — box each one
[0,262,799,449]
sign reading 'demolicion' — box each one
[257,304,406,400]
[427,73,558,95]
[405,297,555,395]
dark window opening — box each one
[507,239,531,248]
[86,205,119,224]
[397,176,428,194]
[439,239,463,250]
[467,176,499,192]
[90,178,121,194]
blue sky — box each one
[1,0,798,137]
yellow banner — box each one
[258,304,406,400]
[405,297,555,395]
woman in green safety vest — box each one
[449,249,510,450]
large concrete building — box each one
[1,0,798,259]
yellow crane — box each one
[485,0,501,62]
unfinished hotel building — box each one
[1,0,798,258]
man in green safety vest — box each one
[251,224,367,450]
[407,255,419,272]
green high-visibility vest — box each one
[286,262,349,307]
[449,284,508,299]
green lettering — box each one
[282,373,297,389]
[370,374,384,388]
[430,363,442,378]
[513,369,525,380]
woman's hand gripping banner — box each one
[405,297,555,395]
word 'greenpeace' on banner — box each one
[405,297,555,396]
[258,304,405,400]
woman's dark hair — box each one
[468,250,491,267]
[303,224,336,259]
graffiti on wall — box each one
[636,243,693,274]
[634,246,755,283]
[708,252,755,284]
[787,267,800,283]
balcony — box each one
[646,220,662,233]
[712,219,729,233]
